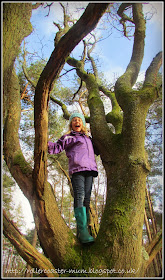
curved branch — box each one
[99,85,123,133]
[81,40,87,62]
[3,210,58,277]
[78,89,88,116]
[32,3,43,10]
[34,3,110,197]
[22,41,36,89]
[117,3,132,19]
[54,4,70,47]
[115,4,146,92]
[72,79,83,100]
[117,3,134,37]
[87,34,99,80]
[143,52,162,88]
[50,96,70,120]
[3,68,34,203]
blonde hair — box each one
[66,122,89,136]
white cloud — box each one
[40,2,88,36]
[103,66,125,85]
[136,71,146,84]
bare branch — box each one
[72,79,83,100]
[117,4,134,38]
[55,159,74,197]
[50,96,70,120]
[81,40,87,62]
[32,3,43,10]
[21,82,34,107]
[54,3,74,47]
[117,3,134,24]
[115,4,146,91]
[78,89,88,115]
[44,3,54,17]
[59,67,76,78]
[22,41,36,90]
[87,34,99,80]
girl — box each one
[48,112,98,244]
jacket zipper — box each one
[84,135,90,158]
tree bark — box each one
[3,3,34,204]
[3,210,58,277]
[25,228,38,277]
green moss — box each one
[141,246,149,261]
[13,152,32,174]
[62,231,84,274]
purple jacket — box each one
[48,131,98,176]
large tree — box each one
[3,2,162,277]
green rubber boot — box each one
[74,207,94,244]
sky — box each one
[26,2,163,84]
[11,1,163,232]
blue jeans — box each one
[71,171,93,211]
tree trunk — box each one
[3,3,32,123]
[66,4,162,276]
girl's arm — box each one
[48,136,66,155]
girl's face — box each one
[71,117,83,132]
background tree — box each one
[3,162,31,277]
[3,2,162,277]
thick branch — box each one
[67,56,123,134]
[143,52,162,88]
[117,3,134,37]
[115,4,145,92]
[3,210,58,277]
[50,96,70,120]
[117,3,132,20]
[99,85,123,133]
[34,3,110,197]
[3,68,34,203]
